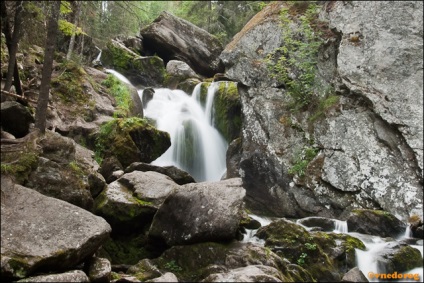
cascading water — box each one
[142,83,228,182]
[105,69,131,85]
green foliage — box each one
[101,74,133,117]
[289,146,319,177]
[305,242,317,250]
[164,260,183,273]
[68,160,84,177]
[58,19,85,36]
[60,1,72,15]
[297,252,308,265]
[1,152,38,183]
[266,1,324,111]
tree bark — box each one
[1,1,24,96]
[34,1,61,133]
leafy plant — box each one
[297,252,308,265]
[289,146,319,177]
[305,242,317,250]
[266,1,325,111]
[164,260,182,273]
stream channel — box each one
[106,69,424,282]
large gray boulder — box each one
[375,242,423,274]
[219,1,423,220]
[94,171,179,232]
[1,177,111,280]
[140,11,224,77]
[148,178,245,246]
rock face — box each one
[140,11,224,77]
[219,1,423,220]
[202,265,285,282]
[148,178,245,246]
[375,242,423,274]
[1,177,111,280]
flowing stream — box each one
[107,69,423,282]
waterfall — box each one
[333,220,348,233]
[142,83,228,182]
[105,69,131,85]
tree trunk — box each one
[1,1,24,96]
[34,1,61,133]
[66,1,81,60]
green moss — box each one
[392,245,423,272]
[102,234,151,265]
[101,74,133,117]
[1,151,39,184]
[51,61,88,105]
[288,146,318,177]
[213,81,242,142]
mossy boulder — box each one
[311,231,365,274]
[255,218,340,282]
[375,242,423,273]
[213,81,242,143]
[347,209,406,238]
[148,241,313,282]
[101,39,165,87]
[95,117,171,168]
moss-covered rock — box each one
[255,218,340,282]
[95,117,171,168]
[376,242,423,274]
[213,81,242,142]
[311,231,365,273]
[101,39,165,87]
[149,241,313,282]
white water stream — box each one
[142,84,228,182]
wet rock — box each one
[375,242,423,274]
[297,216,338,232]
[100,156,124,184]
[141,88,155,107]
[148,178,245,246]
[165,60,202,89]
[347,209,406,238]
[225,138,242,179]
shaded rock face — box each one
[219,1,423,220]
[202,265,285,282]
[1,101,34,138]
[148,178,245,246]
[341,267,368,283]
[140,11,224,77]
[1,177,111,280]
[17,270,90,282]
[346,209,406,238]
